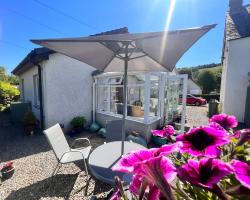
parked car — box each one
[179,94,207,106]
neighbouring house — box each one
[220,0,250,123]
[187,78,202,95]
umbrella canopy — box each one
[31,24,216,73]
[32,24,216,155]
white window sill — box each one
[96,111,160,125]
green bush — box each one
[23,109,37,125]
[70,116,86,128]
[0,81,20,110]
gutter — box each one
[37,64,44,130]
[30,59,44,130]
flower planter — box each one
[68,127,84,137]
[24,124,36,135]
[152,135,167,146]
[1,167,15,180]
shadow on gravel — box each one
[5,173,79,200]
[0,112,50,162]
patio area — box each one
[0,112,112,200]
[0,106,208,200]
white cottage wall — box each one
[19,66,40,120]
[222,37,250,122]
[43,53,95,129]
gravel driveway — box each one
[186,105,209,127]
[0,113,111,200]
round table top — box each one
[88,141,146,185]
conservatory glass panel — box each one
[164,78,182,123]
[127,86,145,118]
[149,75,160,117]
[110,85,123,114]
[96,86,109,112]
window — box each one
[33,74,40,107]
[20,79,25,101]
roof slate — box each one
[226,4,250,40]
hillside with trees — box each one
[177,63,222,94]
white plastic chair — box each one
[44,123,92,177]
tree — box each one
[197,70,216,94]
[0,66,8,82]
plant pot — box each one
[68,127,84,137]
[24,124,36,135]
[152,135,167,146]
[1,167,15,180]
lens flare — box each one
[160,0,176,61]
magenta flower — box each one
[151,125,175,137]
[209,113,238,130]
[236,129,250,146]
[110,190,120,200]
[112,143,180,173]
[129,175,161,200]
[134,156,176,200]
[176,126,230,157]
[178,158,233,189]
[129,174,142,195]
[231,160,250,189]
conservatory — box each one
[93,72,187,140]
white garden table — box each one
[88,141,146,185]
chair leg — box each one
[83,159,89,178]
[52,162,61,177]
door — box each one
[161,74,187,132]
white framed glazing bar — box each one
[143,73,150,123]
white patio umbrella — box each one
[32,24,215,155]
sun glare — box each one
[160,0,177,61]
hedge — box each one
[193,94,220,102]
[0,81,20,110]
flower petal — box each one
[231,160,250,189]
[112,148,156,173]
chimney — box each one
[229,0,243,14]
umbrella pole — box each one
[121,43,129,155]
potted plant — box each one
[69,116,86,137]
[1,161,15,180]
[23,109,37,135]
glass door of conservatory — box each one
[162,74,187,132]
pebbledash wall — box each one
[220,37,250,122]
[20,53,95,129]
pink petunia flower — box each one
[231,160,250,189]
[178,158,233,189]
[236,129,250,146]
[112,143,180,173]
[209,113,238,130]
[151,125,175,137]
[134,156,176,199]
[176,126,230,157]
[129,175,161,200]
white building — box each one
[12,48,95,130]
[220,0,250,123]
[187,78,202,95]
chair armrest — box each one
[71,138,91,149]
[59,150,85,162]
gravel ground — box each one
[0,113,112,200]
[186,105,209,127]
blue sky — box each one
[1,0,250,73]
